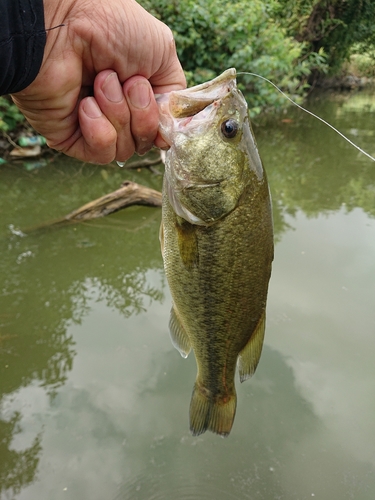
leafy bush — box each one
[274,0,375,71]
[346,51,375,78]
[141,0,325,113]
[0,96,25,132]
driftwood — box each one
[64,180,162,219]
[24,180,162,232]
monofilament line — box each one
[237,71,375,163]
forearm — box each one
[0,0,46,95]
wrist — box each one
[42,0,76,58]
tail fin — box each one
[189,383,237,437]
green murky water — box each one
[1,89,375,500]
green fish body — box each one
[158,69,273,436]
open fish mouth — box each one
[157,69,237,145]
[167,68,236,118]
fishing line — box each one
[237,71,375,162]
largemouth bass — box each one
[158,69,273,437]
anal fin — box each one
[237,309,266,382]
[169,306,191,358]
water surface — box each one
[0,89,374,500]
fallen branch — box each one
[23,180,162,232]
[64,180,162,219]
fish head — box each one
[157,69,264,225]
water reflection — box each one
[0,88,374,499]
[0,410,41,496]
[255,89,375,240]
[0,162,166,498]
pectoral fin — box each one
[169,306,191,358]
[176,218,199,269]
[237,310,266,382]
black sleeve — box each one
[0,0,46,95]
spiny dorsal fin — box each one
[169,306,191,358]
[237,310,266,382]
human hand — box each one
[11,0,185,164]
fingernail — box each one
[83,97,102,118]
[127,82,151,109]
[102,72,123,103]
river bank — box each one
[1,63,374,163]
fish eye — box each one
[221,119,239,139]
